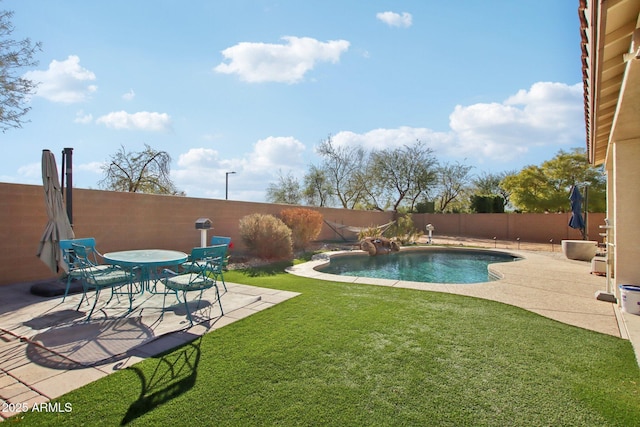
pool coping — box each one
[295,246,521,287]
[287,246,523,290]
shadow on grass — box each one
[120,337,202,425]
[245,260,293,277]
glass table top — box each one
[103,249,188,267]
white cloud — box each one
[74,110,93,124]
[95,111,172,132]
[178,137,306,174]
[177,148,222,169]
[173,82,582,200]
[331,127,451,152]
[0,162,41,185]
[376,11,413,28]
[24,55,97,103]
[172,137,306,200]
[17,162,41,180]
[328,82,583,164]
[122,89,135,101]
[214,36,350,83]
[505,82,583,133]
[173,148,229,193]
[77,161,104,174]
[448,82,584,161]
[244,136,306,171]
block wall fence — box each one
[0,183,604,286]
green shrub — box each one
[470,195,505,213]
[239,214,293,260]
[279,208,323,251]
[415,200,435,213]
[357,225,384,240]
[388,214,423,245]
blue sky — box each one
[3,1,584,202]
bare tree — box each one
[99,144,182,195]
[303,165,332,206]
[0,9,41,132]
[316,135,367,209]
[367,141,438,212]
[434,162,473,212]
[266,170,302,205]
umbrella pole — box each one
[583,186,588,240]
[63,148,73,228]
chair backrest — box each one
[191,244,227,263]
[210,236,231,247]
[70,243,91,266]
[60,238,100,269]
[185,245,227,281]
[60,237,97,252]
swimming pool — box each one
[315,248,520,284]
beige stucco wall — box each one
[411,212,602,243]
[0,182,605,286]
[612,138,640,291]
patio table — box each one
[103,249,188,294]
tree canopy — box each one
[294,136,443,212]
[266,170,302,205]
[433,162,473,213]
[471,171,513,208]
[302,165,332,207]
[501,148,605,213]
[313,135,367,209]
[265,139,605,214]
[99,144,182,195]
[367,141,438,212]
[0,9,41,132]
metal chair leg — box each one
[85,289,101,321]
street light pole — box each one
[225,171,236,200]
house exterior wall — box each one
[0,182,605,286]
[612,138,640,291]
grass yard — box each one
[13,263,640,426]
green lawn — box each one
[14,264,640,426]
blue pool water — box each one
[316,249,519,284]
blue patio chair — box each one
[183,243,228,291]
[71,243,136,321]
[209,236,231,288]
[161,246,225,326]
[210,235,231,247]
[60,237,111,301]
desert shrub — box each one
[357,225,384,240]
[239,214,293,260]
[279,208,323,251]
[388,214,423,245]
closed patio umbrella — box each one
[568,185,586,239]
[37,149,75,274]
